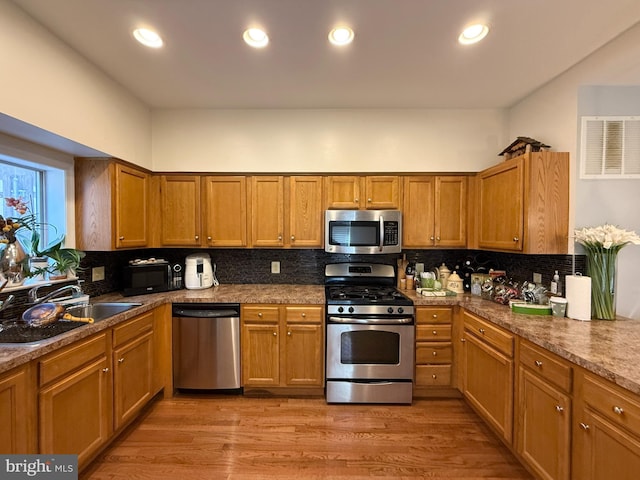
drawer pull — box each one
[432,351,437,356]
[432,314,438,318]
[432,330,437,335]
[613,406,625,415]
[207,236,212,241]
[579,422,590,431]
[301,313,306,317]
[479,328,485,334]
[195,235,199,240]
[258,312,263,317]
[534,360,543,367]
[460,338,466,343]
[432,374,437,379]
[555,405,564,413]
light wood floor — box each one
[81,394,533,479]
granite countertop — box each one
[2,284,640,397]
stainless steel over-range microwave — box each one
[324,209,402,254]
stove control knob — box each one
[398,307,404,314]
[387,307,394,314]
[348,306,355,314]
[337,306,344,313]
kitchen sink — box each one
[65,302,143,322]
[0,302,143,344]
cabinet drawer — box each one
[583,373,640,436]
[416,365,452,386]
[39,332,109,386]
[113,311,154,347]
[284,306,323,324]
[416,325,451,341]
[416,307,452,325]
[519,340,572,393]
[463,311,513,357]
[242,306,279,322]
[416,342,452,364]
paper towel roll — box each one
[565,275,591,321]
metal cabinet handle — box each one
[118,357,125,364]
[273,331,277,336]
[301,312,306,317]
[119,236,124,240]
[432,314,438,318]
[513,236,519,242]
[436,236,441,241]
[579,423,590,431]
[291,235,295,241]
[354,198,359,203]
[195,235,199,240]
[207,236,212,241]
[432,374,437,379]
[258,312,263,317]
[367,198,372,203]
[430,236,435,241]
[479,328,485,334]
[278,234,283,241]
[460,338,466,343]
[555,405,564,413]
[432,330,437,335]
[613,406,625,415]
[102,367,109,373]
[535,360,543,367]
[432,351,437,356]
[287,331,291,336]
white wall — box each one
[151,108,507,173]
[508,23,640,320]
[0,1,152,168]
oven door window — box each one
[329,221,380,247]
[341,330,400,364]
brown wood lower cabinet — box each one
[241,304,324,391]
[0,364,35,453]
[462,310,514,444]
[516,340,572,480]
[572,371,640,480]
[38,333,113,468]
[415,306,454,393]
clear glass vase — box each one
[586,248,618,320]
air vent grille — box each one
[580,116,640,178]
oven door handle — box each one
[379,215,384,252]
[328,316,414,324]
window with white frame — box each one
[580,116,640,178]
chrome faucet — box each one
[28,284,83,304]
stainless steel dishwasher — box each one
[172,303,241,391]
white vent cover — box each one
[580,116,640,178]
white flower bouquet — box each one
[574,224,640,319]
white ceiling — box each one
[10,0,640,109]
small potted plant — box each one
[29,230,85,280]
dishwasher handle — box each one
[172,304,240,318]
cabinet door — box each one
[113,331,154,430]
[0,365,32,453]
[203,176,248,247]
[39,356,112,467]
[115,164,149,248]
[477,158,524,251]
[283,323,323,386]
[403,176,435,247]
[288,176,323,247]
[517,367,571,480]
[160,175,201,246]
[365,176,400,209]
[242,323,280,386]
[251,176,284,247]
[325,176,361,209]
[463,332,514,443]
[574,408,640,480]
[435,176,467,247]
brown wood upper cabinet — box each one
[250,176,323,248]
[474,151,569,253]
[203,176,248,247]
[325,175,400,209]
[160,175,202,246]
[403,176,467,248]
[76,159,150,250]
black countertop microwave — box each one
[324,209,402,254]
[123,259,183,296]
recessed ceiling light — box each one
[458,24,489,45]
[133,28,163,48]
[328,26,354,46]
[243,28,269,48]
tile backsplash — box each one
[77,248,586,298]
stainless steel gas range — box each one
[324,263,415,404]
